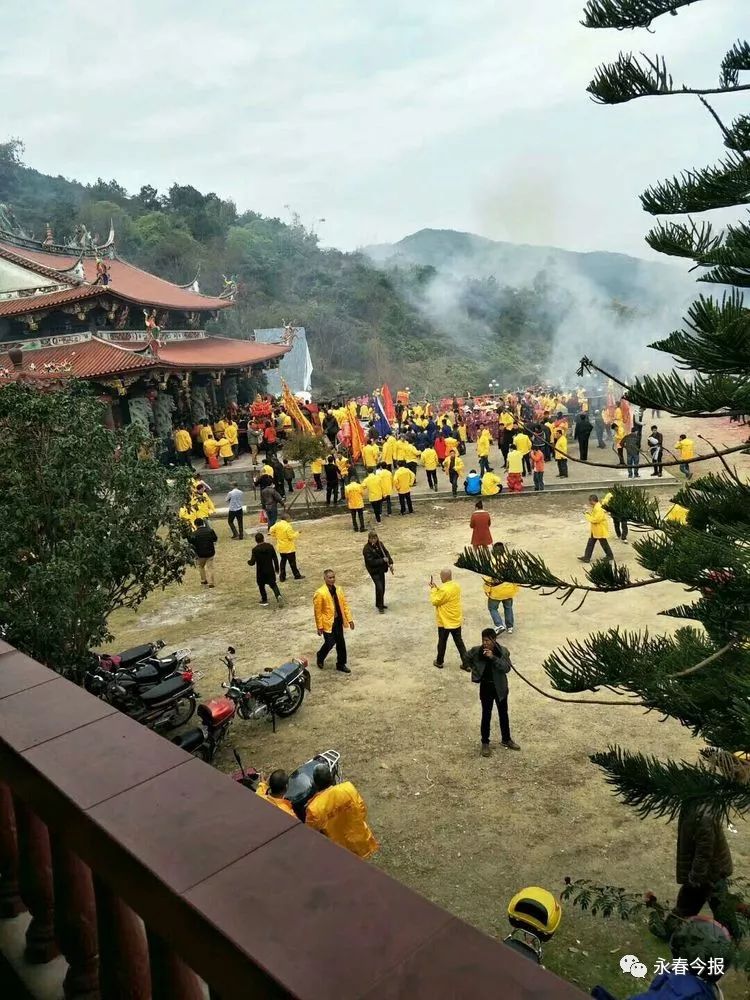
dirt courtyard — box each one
[109,443,749,996]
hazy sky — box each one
[2,0,746,257]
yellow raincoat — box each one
[442,454,464,476]
[174,428,192,453]
[477,430,491,457]
[481,471,503,495]
[483,578,519,601]
[430,580,463,628]
[311,457,324,475]
[217,436,233,459]
[377,467,393,496]
[382,436,396,466]
[507,451,523,475]
[269,519,299,553]
[362,443,380,468]
[554,434,568,459]
[585,502,609,539]
[421,447,439,470]
[225,421,239,446]
[393,467,416,494]
[361,472,384,502]
[255,782,298,819]
[344,482,364,509]
[305,781,379,859]
[313,584,353,632]
[514,432,532,455]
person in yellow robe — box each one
[481,470,503,496]
[224,418,239,457]
[362,441,380,473]
[344,479,366,532]
[476,428,492,475]
[429,568,467,669]
[305,765,378,858]
[173,425,193,467]
[580,495,614,562]
[217,435,234,466]
[269,517,303,580]
[313,569,354,672]
[442,452,464,497]
[361,470,385,524]
[392,465,416,514]
[213,416,227,437]
[203,435,220,466]
[381,435,396,469]
[421,445,439,491]
[310,455,324,491]
[553,431,568,478]
[377,462,394,514]
[198,421,214,444]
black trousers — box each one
[371,499,383,523]
[384,495,392,514]
[313,473,323,490]
[578,437,590,461]
[449,471,458,496]
[596,429,605,448]
[480,683,511,744]
[176,450,193,467]
[582,536,614,560]
[317,622,347,668]
[407,461,418,480]
[350,508,365,531]
[258,578,280,602]
[279,552,302,580]
[651,449,663,476]
[398,492,414,514]
[556,459,568,477]
[499,437,510,466]
[228,509,244,538]
[612,517,628,540]
[326,481,339,504]
[426,469,438,490]
[479,455,491,475]
[369,571,386,609]
[616,446,625,466]
[436,626,467,666]
[522,453,532,475]
[666,882,738,940]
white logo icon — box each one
[620,955,640,974]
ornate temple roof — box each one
[0,332,290,382]
[0,238,231,313]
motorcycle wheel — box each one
[238,698,253,721]
[275,682,304,718]
[162,695,196,731]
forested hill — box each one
[0,140,456,396]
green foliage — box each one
[280,431,329,474]
[582,0,699,30]
[0,384,192,681]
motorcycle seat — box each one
[117,644,155,669]
[140,676,191,704]
[254,674,287,693]
[171,728,205,753]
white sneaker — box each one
[506,627,514,634]
[259,601,269,607]
[494,625,505,635]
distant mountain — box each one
[363,228,693,310]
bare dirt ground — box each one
[109,414,750,998]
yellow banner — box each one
[281,380,317,436]
[347,400,367,461]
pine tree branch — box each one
[510,662,645,707]
[587,51,750,105]
[720,40,750,90]
[649,292,750,375]
[582,0,703,31]
[641,151,750,215]
[725,114,750,152]
[670,640,735,677]
[645,218,723,260]
[592,747,750,819]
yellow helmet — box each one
[508,887,562,941]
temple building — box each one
[0,215,289,434]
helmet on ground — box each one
[507,887,562,941]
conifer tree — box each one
[458,1,750,825]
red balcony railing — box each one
[0,641,585,998]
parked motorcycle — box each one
[96,671,197,731]
[232,748,342,820]
[223,648,310,730]
[91,639,166,672]
[85,647,192,696]
[171,696,236,762]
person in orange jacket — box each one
[305,763,379,859]
[313,569,354,673]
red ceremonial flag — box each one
[381,384,396,423]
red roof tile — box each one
[0,243,79,286]
[0,285,105,318]
[0,337,158,381]
[154,336,290,368]
[0,241,231,313]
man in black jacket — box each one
[593,410,606,449]
[189,518,218,588]
[248,532,283,606]
[362,531,393,613]
[573,413,593,462]
[465,629,520,758]
[324,455,340,506]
